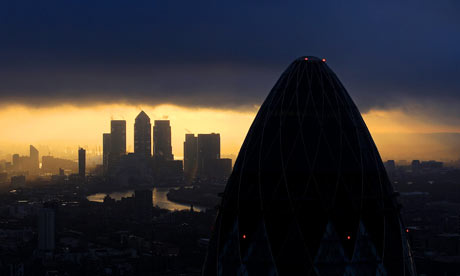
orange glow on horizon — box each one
[0,104,459,162]
[0,104,255,160]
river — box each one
[86,187,206,212]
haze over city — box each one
[3,104,460,162]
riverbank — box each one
[166,186,223,209]
[86,187,207,212]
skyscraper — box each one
[197,133,220,161]
[12,154,20,170]
[203,57,416,275]
[134,111,151,157]
[103,133,111,173]
[184,134,198,179]
[197,133,220,178]
[109,120,126,168]
[184,133,230,180]
[153,120,173,160]
[78,147,86,177]
[29,145,39,174]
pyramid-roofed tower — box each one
[203,57,416,275]
[135,110,150,122]
[134,110,151,156]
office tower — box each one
[184,134,198,179]
[29,145,39,173]
[184,133,231,180]
[110,120,126,167]
[38,203,56,251]
[103,133,111,173]
[153,120,173,160]
[206,158,232,179]
[134,189,153,222]
[78,147,86,177]
[197,133,220,178]
[203,57,416,275]
[134,111,152,156]
[12,154,20,170]
[197,133,220,160]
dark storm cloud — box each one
[1,1,459,119]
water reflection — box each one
[86,187,205,212]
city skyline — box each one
[3,104,460,163]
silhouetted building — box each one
[153,120,173,160]
[103,133,111,174]
[10,147,40,174]
[203,158,232,179]
[134,111,152,157]
[29,145,39,174]
[203,56,415,275]
[197,133,221,178]
[78,148,86,177]
[110,153,154,188]
[110,120,126,169]
[153,159,184,184]
[134,189,153,222]
[12,154,20,170]
[198,133,220,160]
[184,133,231,180]
[184,134,198,180]
[38,203,56,251]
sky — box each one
[1,1,460,162]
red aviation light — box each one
[347,235,351,240]
[322,58,326,62]
[242,234,247,239]
[406,229,410,233]
[304,57,309,61]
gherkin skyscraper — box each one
[203,56,415,275]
